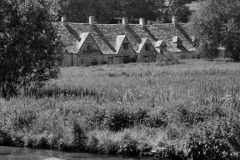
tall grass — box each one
[1,60,240,159]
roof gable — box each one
[56,22,196,54]
[116,35,125,53]
[138,38,157,53]
[79,32,90,49]
[173,36,181,43]
[116,35,135,54]
[78,32,101,53]
[138,38,148,53]
[155,40,167,48]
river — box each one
[0,146,152,160]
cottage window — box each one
[123,43,129,50]
[123,56,131,63]
[85,43,93,51]
[143,56,149,62]
[130,55,137,62]
[91,59,98,65]
[107,57,114,64]
[145,44,150,51]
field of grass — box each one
[1,59,240,159]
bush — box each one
[103,107,134,132]
[143,109,168,128]
[0,130,12,146]
[187,120,240,160]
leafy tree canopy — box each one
[58,0,191,23]
[191,0,240,61]
[0,0,63,98]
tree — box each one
[59,0,191,23]
[221,0,240,61]
[0,0,63,98]
[58,0,116,23]
[190,0,240,61]
[148,0,191,23]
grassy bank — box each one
[1,60,240,159]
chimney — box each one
[139,18,145,28]
[89,16,95,25]
[172,16,178,26]
[122,17,128,26]
[61,15,66,22]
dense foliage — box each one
[58,0,192,23]
[1,60,240,159]
[0,0,63,98]
[191,0,240,61]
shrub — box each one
[143,109,168,128]
[0,130,12,146]
[187,120,240,160]
[103,107,134,132]
[85,108,106,130]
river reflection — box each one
[0,147,147,160]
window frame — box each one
[123,43,129,50]
[145,44,150,51]
[143,56,149,62]
[107,57,114,64]
[177,41,182,47]
[91,58,98,65]
[85,43,93,51]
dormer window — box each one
[177,41,182,47]
[145,44,150,51]
[123,43,129,50]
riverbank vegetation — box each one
[1,60,240,159]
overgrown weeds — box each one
[1,60,240,159]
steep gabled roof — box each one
[155,40,167,48]
[171,36,189,53]
[173,36,181,43]
[78,32,90,51]
[138,38,158,53]
[116,35,135,54]
[116,35,125,53]
[138,38,148,53]
[71,32,91,53]
[78,32,101,53]
[56,22,195,54]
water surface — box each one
[0,147,146,160]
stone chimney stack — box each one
[139,18,145,28]
[61,15,66,22]
[172,16,178,26]
[122,17,128,26]
[89,16,95,25]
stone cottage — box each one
[57,16,196,67]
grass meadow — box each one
[1,59,240,159]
